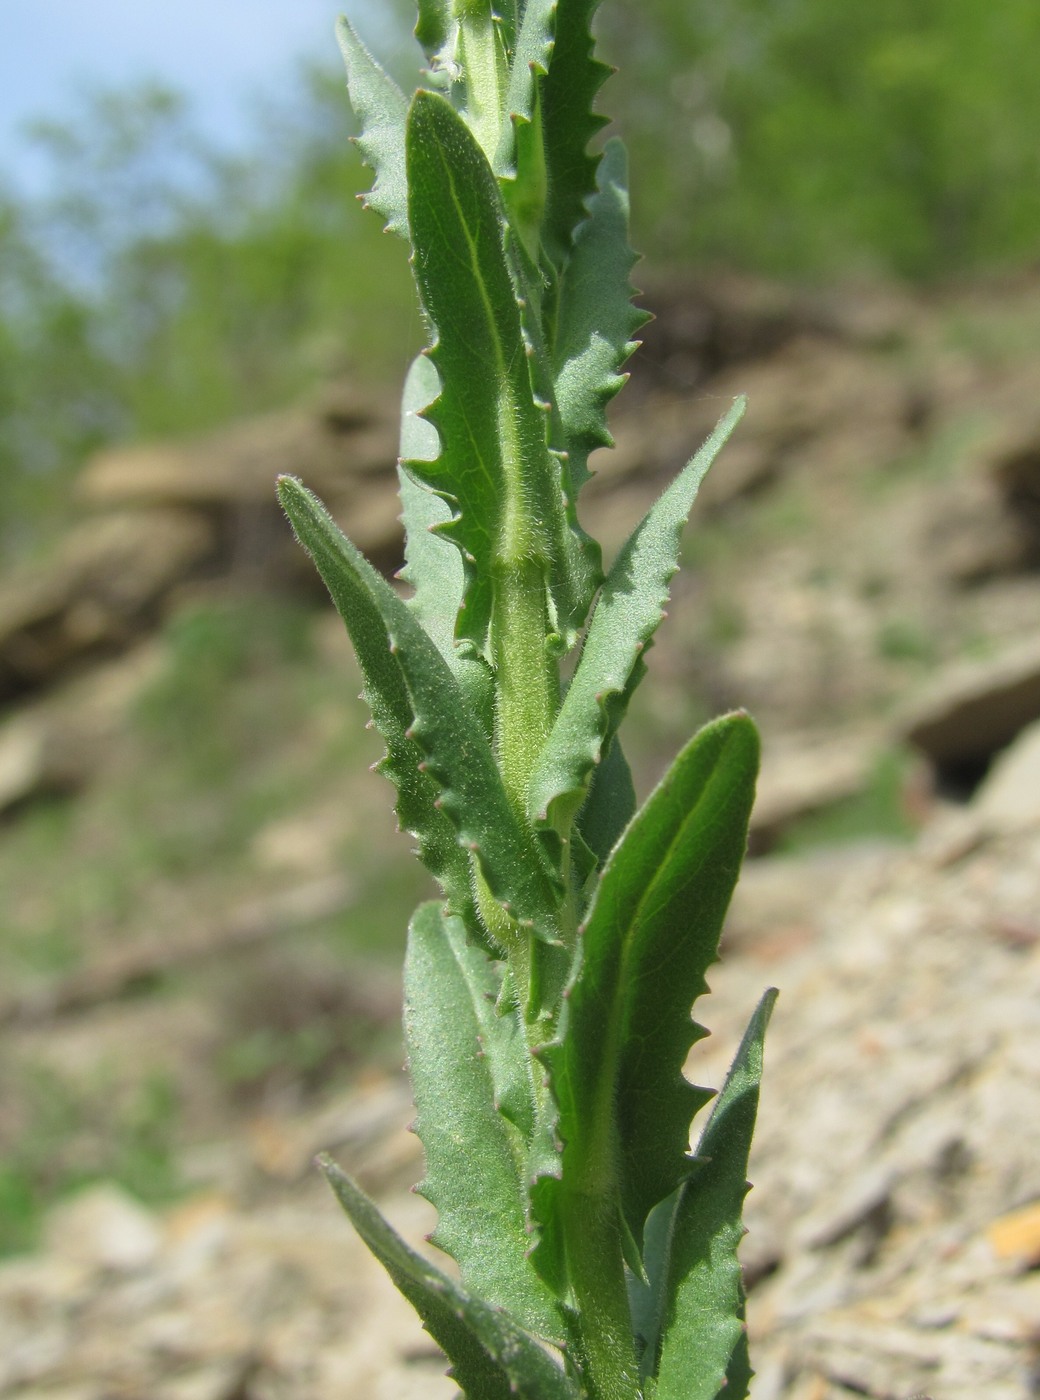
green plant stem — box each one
[563,1180,640,1400]
[492,559,558,819]
[559,1002,639,1400]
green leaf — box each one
[415,0,453,64]
[576,733,636,869]
[457,4,510,161]
[405,89,597,656]
[397,353,458,661]
[533,714,760,1290]
[278,476,563,942]
[397,354,495,731]
[495,0,554,171]
[528,399,747,846]
[406,902,566,1344]
[495,1,554,257]
[651,989,777,1400]
[540,0,612,262]
[274,472,472,927]
[629,1191,676,1381]
[554,138,649,494]
[336,16,410,239]
[494,0,520,56]
[320,1158,579,1400]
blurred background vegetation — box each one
[2,0,1039,1254]
[2,0,1039,551]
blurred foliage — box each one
[0,597,425,990]
[601,0,1040,277]
[0,1067,180,1256]
[0,595,427,1251]
[0,73,418,547]
[2,2,1039,543]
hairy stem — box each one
[492,558,558,819]
[564,1180,640,1400]
[562,1004,639,1400]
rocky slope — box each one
[3,272,1040,1398]
[4,764,1040,1399]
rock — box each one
[0,511,213,701]
[972,718,1040,833]
[724,843,893,957]
[920,470,1034,585]
[985,415,1040,558]
[748,731,879,850]
[45,1183,161,1274]
[897,636,1040,776]
[151,1361,256,1400]
[703,818,1040,1400]
[78,382,403,581]
[4,1173,451,1400]
[0,715,44,811]
[0,644,164,813]
[986,1200,1040,1268]
[636,272,828,393]
[79,381,397,509]
[6,1388,99,1400]
[245,1076,417,1185]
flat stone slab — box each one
[897,636,1040,768]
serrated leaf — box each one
[320,1158,579,1400]
[457,6,511,161]
[274,473,473,927]
[398,353,458,658]
[397,354,495,731]
[528,399,747,846]
[336,16,410,238]
[540,0,612,262]
[576,733,636,869]
[495,1,554,259]
[628,1190,676,1381]
[651,989,777,1400]
[278,476,563,942]
[495,0,555,175]
[405,89,597,655]
[533,714,760,1292]
[554,138,649,493]
[406,902,566,1344]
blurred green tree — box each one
[0,74,418,549]
[2,1,1038,547]
[602,0,1040,276]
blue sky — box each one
[0,1,400,193]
